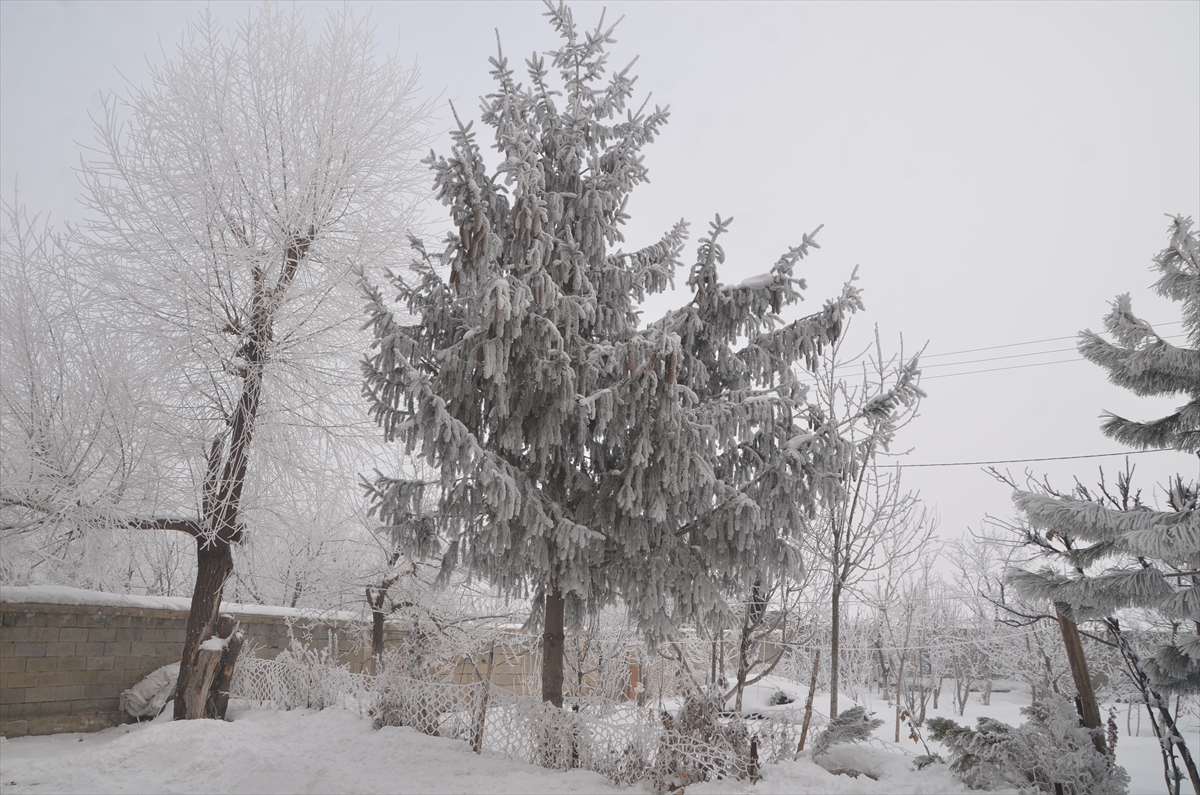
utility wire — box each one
[920,320,1182,360]
[920,333,1186,371]
[921,357,1084,380]
[921,345,1079,369]
[793,329,1185,384]
[901,448,1179,468]
[921,334,1081,359]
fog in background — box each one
[3,0,1198,542]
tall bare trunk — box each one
[174,344,265,718]
[542,587,565,708]
[829,578,842,719]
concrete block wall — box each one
[0,600,379,738]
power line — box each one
[921,334,1081,359]
[792,328,1185,385]
[794,356,1086,386]
[902,448,1182,469]
[920,333,1186,371]
[921,357,1085,380]
[920,321,1182,360]
[921,345,1078,369]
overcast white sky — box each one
[2,0,1198,541]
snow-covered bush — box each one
[927,695,1129,794]
[232,630,366,712]
[806,705,887,779]
[810,705,884,758]
[650,688,754,791]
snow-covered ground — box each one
[0,682,1186,794]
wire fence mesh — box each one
[229,649,808,789]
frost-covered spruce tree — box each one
[1007,216,1200,795]
[362,4,877,706]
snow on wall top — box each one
[0,584,364,623]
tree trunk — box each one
[1054,603,1105,755]
[1106,617,1200,795]
[874,637,889,697]
[829,578,842,719]
[734,612,754,713]
[710,635,718,686]
[174,538,233,719]
[171,236,299,721]
[797,650,820,755]
[542,587,565,708]
[205,615,243,720]
[371,608,385,671]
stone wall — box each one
[0,597,387,739]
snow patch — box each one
[786,432,816,449]
[199,636,229,653]
[0,585,362,622]
[739,273,774,289]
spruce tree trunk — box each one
[371,608,386,671]
[734,612,753,713]
[174,538,234,719]
[542,587,565,708]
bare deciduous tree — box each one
[802,328,929,719]
[73,3,430,719]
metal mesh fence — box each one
[229,650,806,788]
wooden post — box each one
[1054,602,1106,755]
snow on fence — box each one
[229,650,806,788]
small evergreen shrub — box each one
[811,706,885,758]
[928,696,1129,794]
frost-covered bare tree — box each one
[71,3,430,719]
[362,3,886,708]
[800,328,929,719]
[0,201,170,583]
[948,527,1072,705]
[1006,216,1200,794]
